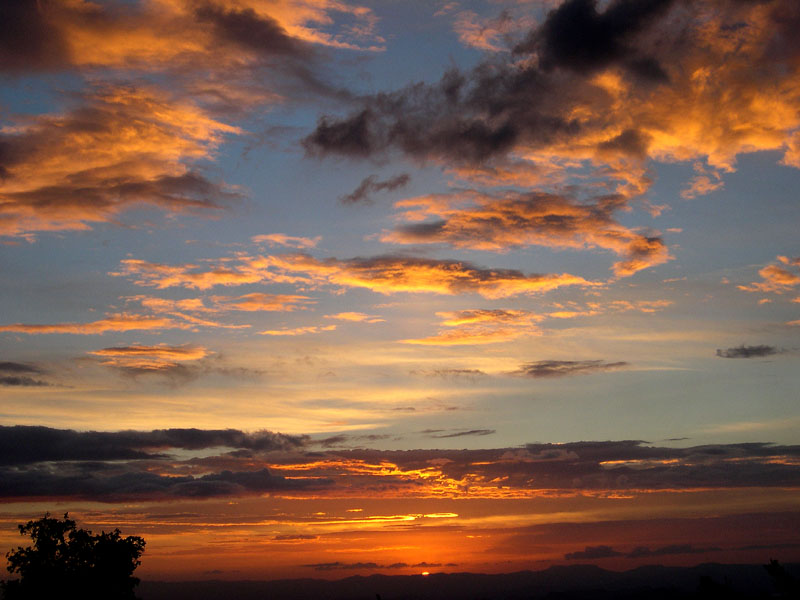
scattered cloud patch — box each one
[716,345,781,359]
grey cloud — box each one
[0,425,308,466]
[0,465,328,501]
[428,429,496,439]
[410,368,488,379]
[0,361,50,386]
[339,173,411,205]
[716,345,781,359]
[513,360,628,378]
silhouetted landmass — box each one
[136,562,800,600]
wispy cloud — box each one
[251,233,321,249]
[0,313,191,335]
[512,360,628,378]
[384,191,671,277]
[738,256,800,294]
[259,325,337,336]
[339,174,410,205]
[402,309,543,345]
[114,254,599,298]
[0,86,240,240]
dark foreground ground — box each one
[138,562,800,600]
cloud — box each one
[0,425,308,466]
[564,545,622,560]
[303,561,446,571]
[427,429,496,439]
[339,174,410,205]
[738,256,800,294]
[402,309,543,345]
[0,361,50,386]
[88,344,215,380]
[305,0,800,203]
[274,534,318,541]
[0,313,192,335]
[117,253,598,296]
[268,254,599,298]
[410,368,488,379]
[513,360,628,378]
[453,10,534,52]
[251,234,321,249]
[324,312,385,323]
[383,191,671,276]
[211,293,316,312]
[259,325,337,336]
[0,466,327,501]
[0,0,381,72]
[715,345,781,359]
[625,544,720,558]
[0,433,799,501]
[0,86,241,240]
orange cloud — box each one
[324,312,385,323]
[267,254,600,298]
[738,256,800,293]
[252,234,321,249]
[383,191,672,277]
[452,10,534,52]
[0,313,190,335]
[211,293,316,312]
[260,325,337,336]
[88,343,209,371]
[111,258,270,290]
[114,253,599,298]
[0,86,240,239]
[401,309,543,345]
[4,0,383,72]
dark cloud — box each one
[565,545,622,560]
[193,3,309,58]
[428,429,496,439]
[0,361,50,386]
[339,173,411,205]
[315,433,392,448]
[0,361,43,373]
[0,0,71,71]
[303,0,800,207]
[625,544,720,558]
[303,561,447,571]
[1,433,799,502]
[274,534,318,541]
[0,425,308,466]
[513,360,628,378]
[0,465,328,501]
[518,0,674,78]
[715,344,781,359]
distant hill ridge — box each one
[137,562,800,600]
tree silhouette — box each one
[1,513,145,600]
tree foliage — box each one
[1,513,145,600]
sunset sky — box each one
[1,0,799,582]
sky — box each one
[1,0,799,582]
